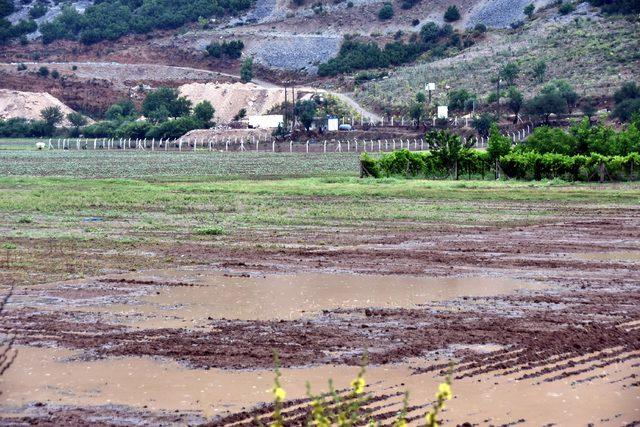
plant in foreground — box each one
[263,354,454,426]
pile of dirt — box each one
[0,89,79,126]
[179,82,314,124]
[183,127,273,141]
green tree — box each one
[0,0,14,18]
[472,113,497,137]
[448,89,475,112]
[443,5,461,22]
[193,100,215,126]
[106,100,137,121]
[532,60,547,83]
[240,57,253,83]
[523,3,535,18]
[613,81,640,104]
[500,62,520,86]
[487,124,512,164]
[580,97,598,121]
[142,87,191,122]
[67,112,87,128]
[409,101,424,128]
[525,92,568,124]
[41,106,63,127]
[541,79,578,112]
[506,86,523,124]
[426,130,472,179]
[420,22,440,43]
[38,66,49,77]
[378,3,394,20]
[295,100,317,131]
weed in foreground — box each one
[263,354,453,426]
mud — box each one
[1,201,639,425]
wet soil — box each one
[1,201,639,425]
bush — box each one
[443,5,460,22]
[206,39,244,59]
[38,66,49,77]
[558,2,575,14]
[195,226,225,236]
[240,57,253,83]
[378,3,394,20]
[29,3,48,19]
[51,69,60,79]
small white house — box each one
[247,115,283,129]
[327,117,339,132]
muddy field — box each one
[0,172,639,426]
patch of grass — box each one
[195,225,225,236]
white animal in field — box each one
[35,142,45,150]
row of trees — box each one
[361,117,640,181]
[0,88,216,140]
[318,21,481,77]
[40,0,254,45]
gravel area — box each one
[248,34,341,73]
[467,0,554,28]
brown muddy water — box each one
[3,270,638,425]
[61,271,547,328]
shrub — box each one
[558,2,575,14]
[142,87,192,122]
[51,69,60,79]
[195,226,225,236]
[38,66,49,77]
[524,3,535,17]
[378,3,394,20]
[29,2,48,19]
[206,39,244,59]
[443,5,460,22]
[472,113,497,137]
[448,88,476,112]
[240,57,253,83]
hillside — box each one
[0,0,638,121]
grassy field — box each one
[0,151,361,179]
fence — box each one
[40,126,535,154]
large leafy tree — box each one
[295,100,317,131]
[141,87,192,123]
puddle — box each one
[64,272,546,327]
[570,251,640,263]
[2,346,638,425]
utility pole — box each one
[283,81,289,130]
[496,78,503,120]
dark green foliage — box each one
[206,40,244,59]
[612,81,640,122]
[525,92,568,123]
[500,62,520,85]
[506,86,523,123]
[114,121,152,139]
[0,0,13,18]
[318,38,389,76]
[1,18,37,45]
[240,57,253,83]
[295,100,317,131]
[38,66,49,77]
[532,60,547,83]
[41,106,63,127]
[67,112,87,128]
[106,100,138,121]
[0,118,53,137]
[142,87,192,123]
[378,3,394,20]
[448,89,476,112]
[588,0,640,13]
[145,116,201,139]
[443,5,460,22]
[472,113,497,137]
[193,101,215,126]
[51,69,60,79]
[420,22,440,43]
[40,0,255,45]
[524,3,535,17]
[487,124,512,162]
[29,2,48,19]
[401,0,420,10]
[558,2,575,14]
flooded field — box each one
[1,178,639,425]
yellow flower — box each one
[351,377,366,394]
[272,386,286,401]
[395,420,407,427]
[438,382,452,400]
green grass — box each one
[0,151,360,178]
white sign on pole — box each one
[437,106,449,119]
[425,83,436,91]
[327,118,339,132]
